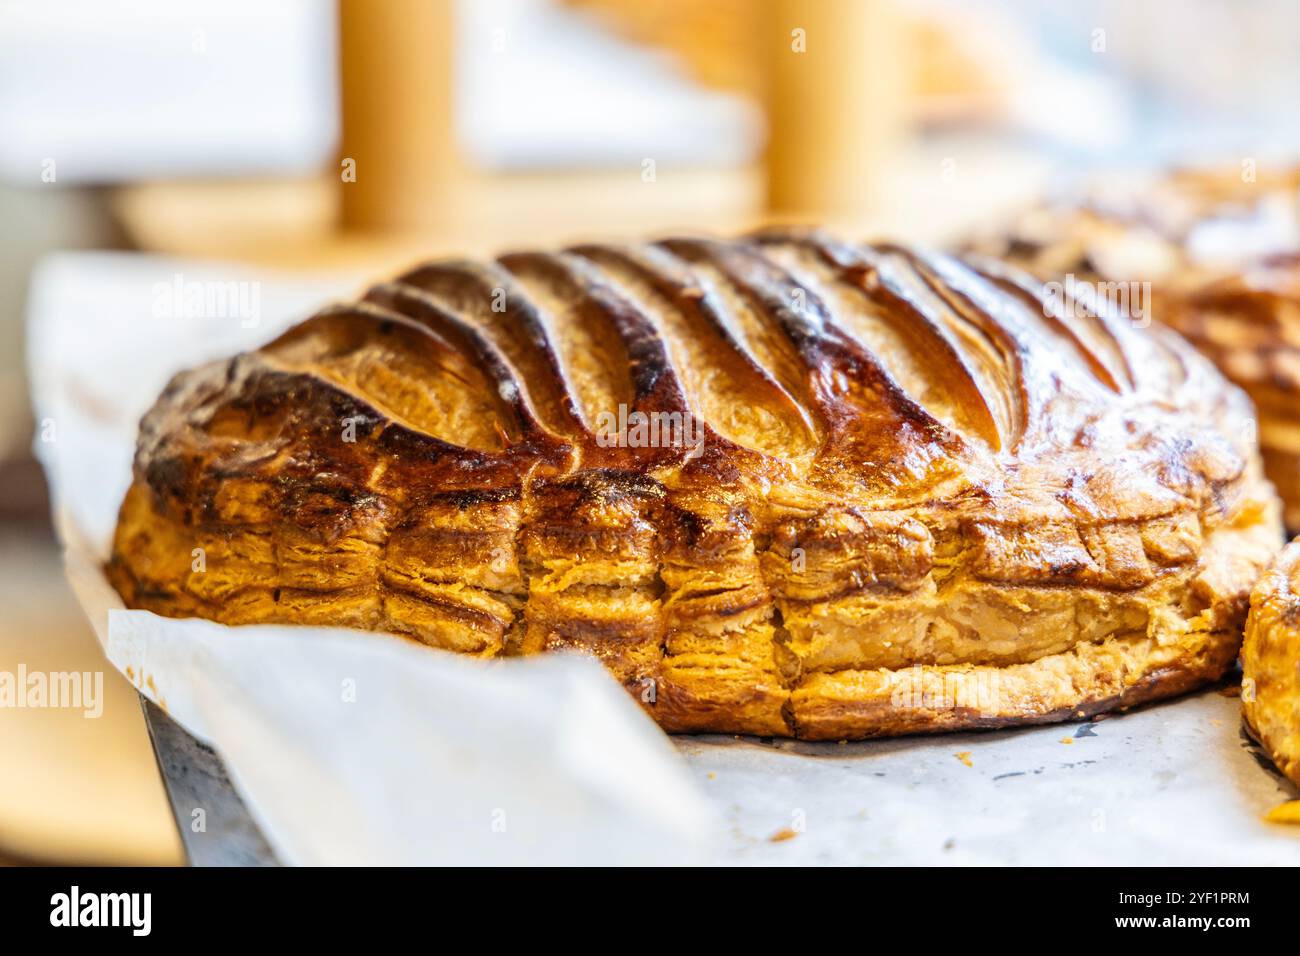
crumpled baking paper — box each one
[29,251,1300,865]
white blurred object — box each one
[0,0,338,183]
[455,0,761,169]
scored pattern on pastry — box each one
[110,229,1281,738]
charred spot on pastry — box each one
[143,455,187,497]
[435,486,521,509]
[563,469,666,504]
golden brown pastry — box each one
[109,231,1282,738]
[1244,539,1300,786]
[971,167,1300,528]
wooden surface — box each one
[109,140,1048,272]
[0,524,182,865]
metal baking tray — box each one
[139,697,280,866]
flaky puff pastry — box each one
[109,231,1282,738]
[1244,540,1300,786]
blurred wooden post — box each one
[337,0,462,232]
[762,0,909,224]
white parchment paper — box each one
[28,251,1300,865]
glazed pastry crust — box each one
[1243,540,1300,786]
[108,231,1282,738]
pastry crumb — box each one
[1264,800,1300,825]
[1060,737,1073,745]
[769,828,798,842]
[954,751,973,767]
[706,772,716,780]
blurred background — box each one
[2,0,1298,864]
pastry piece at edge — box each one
[108,229,1283,739]
[968,166,1300,529]
[1244,539,1300,787]
[965,165,1300,288]
[1162,253,1300,529]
